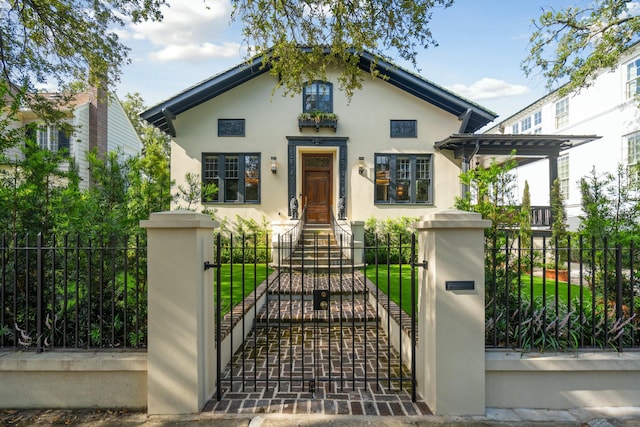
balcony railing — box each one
[530,206,551,227]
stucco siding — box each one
[171,70,463,225]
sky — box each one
[114,0,579,124]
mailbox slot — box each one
[313,289,329,310]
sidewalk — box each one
[2,407,640,426]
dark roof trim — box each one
[162,108,176,137]
[141,51,497,136]
[435,133,601,159]
[140,56,268,135]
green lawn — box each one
[362,266,593,314]
[516,274,592,304]
[217,264,271,314]
[363,264,416,315]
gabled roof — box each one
[140,51,497,136]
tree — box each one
[121,93,172,218]
[233,0,453,99]
[523,1,640,97]
[455,155,520,242]
[519,180,532,246]
[0,1,166,149]
[550,178,568,243]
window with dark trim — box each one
[202,153,260,203]
[375,154,432,204]
[217,119,245,137]
[303,81,332,113]
[26,124,70,156]
[390,120,417,138]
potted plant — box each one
[298,111,338,131]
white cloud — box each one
[124,0,242,62]
[449,77,530,101]
[150,41,242,62]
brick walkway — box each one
[207,268,428,415]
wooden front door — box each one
[302,153,332,224]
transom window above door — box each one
[303,81,333,113]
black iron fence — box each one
[486,234,640,352]
[0,233,147,350]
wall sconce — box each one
[271,156,277,174]
[358,156,365,175]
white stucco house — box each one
[4,88,141,188]
[483,43,640,229]
[141,52,499,231]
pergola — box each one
[434,133,600,199]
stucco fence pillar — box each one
[141,210,218,415]
[413,210,490,416]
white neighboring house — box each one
[484,44,640,230]
[4,88,141,187]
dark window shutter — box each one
[25,125,36,143]
[58,130,70,155]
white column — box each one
[141,211,218,415]
[413,210,490,416]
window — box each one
[511,123,519,134]
[534,110,542,126]
[303,81,332,113]
[557,155,569,200]
[202,153,260,203]
[218,119,245,137]
[626,57,640,99]
[390,120,417,138]
[627,132,640,181]
[521,116,531,132]
[375,154,432,204]
[27,125,70,155]
[555,98,569,129]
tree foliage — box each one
[232,0,454,99]
[0,0,166,149]
[523,1,640,96]
[454,155,520,242]
[579,165,640,243]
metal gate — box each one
[213,229,418,401]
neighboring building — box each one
[4,88,141,188]
[141,52,496,230]
[484,44,640,230]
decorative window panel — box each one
[390,120,417,138]
[218,119,245,137]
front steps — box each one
[256,271,378,327]
[280,225,359,272]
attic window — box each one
[303,81,332,113]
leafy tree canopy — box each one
[523,0,640,97]
[0,0,166,147]
[232,0,453,99]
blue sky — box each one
[114,0,578,123]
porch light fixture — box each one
[358,156,365,175]
[271,156,277,173]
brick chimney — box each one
[89,84,108,158]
